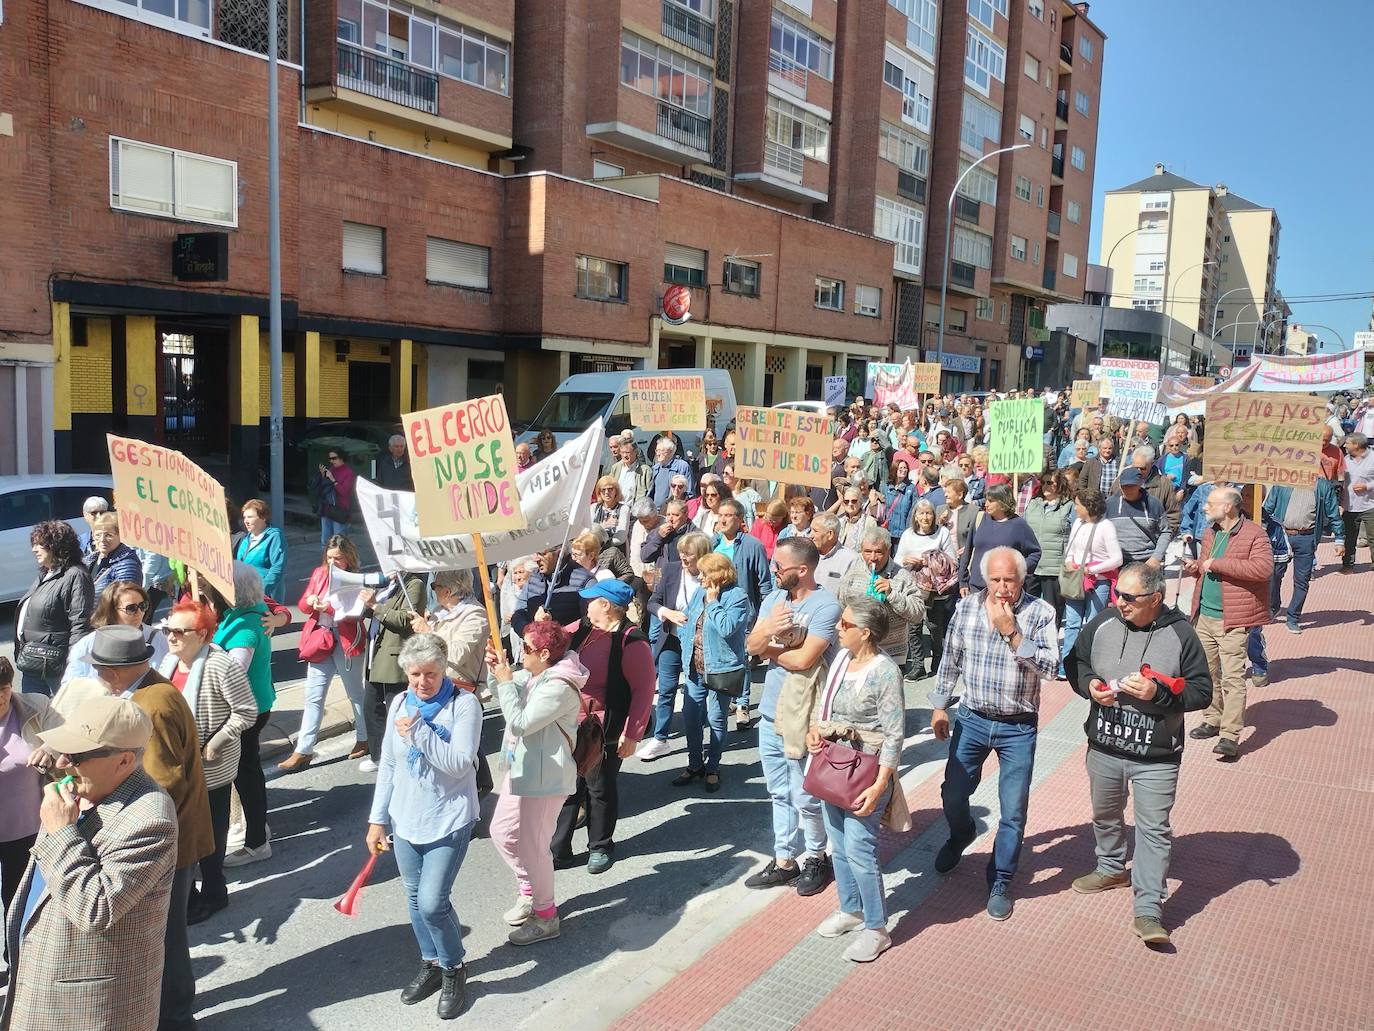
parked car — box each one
[771,400,831,416]
[0,474,114,604]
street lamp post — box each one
[1253,308,1284,353]
[267,0,285,524]
[1288,322,1346,357]
[1209,285,1254,339]
[1094,226,1143,364]
[936,143,1030,387]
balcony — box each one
[1047,209,1061,237]
[337,42,438,115]
[1056,93,1069,122]
[763,140,804,181]
[1042,268,1056,291]
[736,139,827,202]
[954,195,982,224]
[656,101,711,153]
[950,261,977,289]
[662,0,715,59]
[1060,41,1073,67]
[1051,154,1065,179]
[768,50,809,98]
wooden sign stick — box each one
[470,533,507,662]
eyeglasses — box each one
[63,747,121,765]
[598,486,617,494]
[844,498,861,506]
[119,601,148,614]
[671,482,687,489]
[328,454,342,461]
[92,532,118,541]
[703,490,719,498]
[164,626,199,639]
[1116,590,1157,604]
[836,617,856,631]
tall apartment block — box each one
[1101,164,1282,363]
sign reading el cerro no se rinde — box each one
[628,375,706,432]
[1203,392,1325,489]
[734,406,833,488]
[402,393,527,537]
[106,435,236,603]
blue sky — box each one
[1086,0,1374,347]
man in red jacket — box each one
[1182,486,1274,761]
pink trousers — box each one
[490,780,564,913]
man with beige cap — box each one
[3,694,177,1031]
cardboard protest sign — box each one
[1101,358,1165,424]
[359,423,602,574]
[628,375,706,432]
[1071,380,1101,409]
[106,435,235,602]
[734,405,834,488]
[823,375,847,409]
[402,394,525,538]
[911,362,942,396]
[1203,392,1325,489]
[986,398,1044,475]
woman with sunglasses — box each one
[159,600,257,924]
[592,476,630,550]
[695,430,720,475]
[63,580,168,683]
[691,474,732,537]
[807,597,905,963]
[312,449,356,547]
[533,429,559,462]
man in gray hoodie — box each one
[1065,562,1213,947]
[1106,468,1173,567]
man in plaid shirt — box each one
[928,546,1059,921]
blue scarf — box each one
[404,679,455,775]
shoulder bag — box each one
[297,615,337,663]
[801,654,878,811]
[556,688,605,778]
[1059,519,1099,601]
[15,637,65,677]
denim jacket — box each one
[675,582,750,675]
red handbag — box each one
[803,739,878,811]
[297,615,336,663]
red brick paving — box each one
[618,545,1374,1031]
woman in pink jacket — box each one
[1061,487,1123,672]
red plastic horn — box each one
[334,852,380,917]
[1140,663,1185,695]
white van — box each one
[518,369,737,459]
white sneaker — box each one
[635,738,671,761]
[503,896,533,926]
[222,842,273,868]
[358,758,379,773]
[226,821,246,853]
[816,911,864,938]
[842,928,891,962]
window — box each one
[1215,309,1225,322]
[1074,89,1090,115]
[960,92,1001,154]
[1220,252,1229,264]
[1028,0,1043,19]
[975,296,994,320]
[878,122,929,175]
[107,0,209,31]
[592,160,624,179]
[426,237,489,289]
[1032,241,1040,264]
[1067,199,1082,223]
[1222,233,1231,242]
[577,255,628,301]
[343,221,385,275]
[109,139,236,227]
[1063,253,1080,278]
[967,0,1007,30]
[948,309,967,332]
[954,227,993,269]
[815,277,844,311]
[1023,52,1040,81]
[664,243,707,287]
[339,0,510,95]
[888,0,938,60]
[1078,35,1094,61]
[621,32,712,115]
[964,25,1006,95]
[770,9,833,85]
[883,44,935,132]
[1070,145,1086,171]
[873,197,924,275]
[1014,175,1032,202]
[1040,125,1049,149]
[766,94,831,164]
[723,258,760,297]
[1018,113,1034,140]
[958,158,997,204]
[1000,303,1009,323]
[1036,184,1044,208]
[1148,259,1165,272]
[1133,276,1150,291]
[854,285,882,318]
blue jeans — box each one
[1247,625,1268,678]
[320,516,348,546]
[822,780,893,930]
[682,670,729,773]
[392,826,473,969]
[1062,580,1111,668]
[940,709,1038,892]
[298,640,366,754]
[1272,533,1314,623]
[652,645,684,741]
[758,715,826,862]
[19,670,61,697]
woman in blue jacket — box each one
[235,499,287,602]
[671,552,750,793]
[882,460,918,553]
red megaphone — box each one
[334,851,380,917]
[1140,663,1185,695]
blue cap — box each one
[1118,467,1145,486]
[579,578,635,607]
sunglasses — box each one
[771,563,803,576]
[64,747,121,765]
[164,626,199,638]
[119,601,149,614]
[703,490,720,498]
[837,617,857,631]
[1116,590,1157,604]
[328,455,342,461]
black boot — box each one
[400,961,442,1005]
[437,964,466,1020]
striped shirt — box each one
[929,590,1059,717]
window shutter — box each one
[426,237,490,288]
[174,153,235,225]
[343,221,385,274]
[664,244,706,271]
[112,141,174,216]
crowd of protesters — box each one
[2,384,1368,1027]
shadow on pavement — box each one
[1265,656,1374,681]
[1242,698,1338,756]
[1294,606,1374,631]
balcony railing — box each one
[950,261,976,289]
[954,195,982,224]
[656,101,711,153]
[337,42,438,114]
[767,50,809,97]
[1056,94,1069,121]
[1043,268,1057,291]
[662,0,715,59]
[1047,209,1061,236]
[1060,41,1073,64]
[763,139,805,180]
[1051,155,1065,178]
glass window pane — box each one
[462,37,483,84]
[338,0,361,40]
[410,20,434,68]
[486,48,507,93]
[177,0,210,28]
[143,0,175,17]
[363,2,387,51]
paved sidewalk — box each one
[611,543,1374,1031]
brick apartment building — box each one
[0,0,1104,495]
